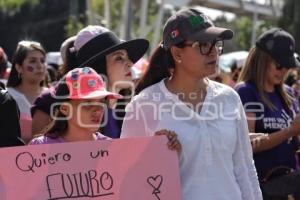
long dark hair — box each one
[58,40,78,78]
[41,104,69,138]
[136,41,185,94]
[41,81,70,138]
[89,56,132,131]
[238,47,292,111]
[7,41,46,87]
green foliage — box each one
[65,15,85,37]
[233,16,274,51]
[0,0,79,57]
[89,0,160,48]
[214,15,237,52]
[0,0,39,15]
[278,0,300,52]
[91,0,123,34]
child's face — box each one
[68,99,106,132]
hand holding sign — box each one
[0,136,181,200]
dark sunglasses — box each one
[183,40,224,55]
[274,62,285,70]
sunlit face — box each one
[17,50,46,84]
[62,99,106,133]
[173,40,220,79]
[265,61,289,88]
[106,49,134,90]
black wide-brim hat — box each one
[77,31,149,68]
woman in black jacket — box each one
[0,85,24,147]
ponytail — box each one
[136,42,175,94]
[58,40,78,78]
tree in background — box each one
[91,0,160,43]
[214,14,275,52]
[0,0,85,59]
[0,0,39,14]
[214,15,238,53]
[278,0,300,52]
[2,0,294,59]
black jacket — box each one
[0,86,25,147]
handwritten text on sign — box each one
[0,136,181,200]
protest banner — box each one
[0,136,181,200]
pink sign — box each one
[0,136,181,200]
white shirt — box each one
[121,79,262,200]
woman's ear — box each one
[170,46,183,64]
[59,102,71,117]
[15,63,23,74]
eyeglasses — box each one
[183,40,224,55]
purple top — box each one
[235,81,299,179]
[31,90,121,138]
[31,87,55,116]
[104,108,121,138]
[29,132,109,145]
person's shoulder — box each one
[31,87,56,116]
[234,81,258,97]
[210,80,233,91]
[209,80,239,99]
[0,87,15,105]
[139,81,162,95]
[0,80,5,89]
[234,81,261,105]
[6,87,24,100]
[284,84,297,97]
[0,87,8,100]
[39,87,55,99]
[28,135,60,145]
[132,81,162,102]
[234,81,256,92]
[95,132,110,140]
[6,87,18,94]
[33,88,55,105]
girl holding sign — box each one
[29,67,181,154]
[121,7,262,200]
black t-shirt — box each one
[0,88,25,147]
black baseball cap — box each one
[162,7,234,50]
[256,28,300,68]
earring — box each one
[177,60,182,63]
[18,73,21,80]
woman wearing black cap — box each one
[31,25,149,139]
[121,7,262,200]
[235,28,300,198]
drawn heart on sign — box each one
[147,175,163,192]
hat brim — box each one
[277,55,300,69]
[80,39,149,67]
[189,26,234,42]
[73,91,123,100]
[52,82,123,101]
